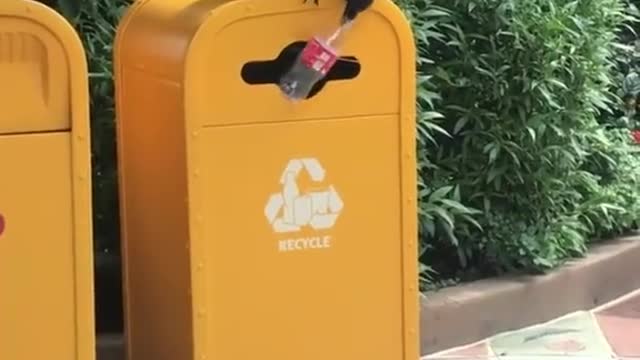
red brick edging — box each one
[420,232,640,356]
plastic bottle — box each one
[278,24,351,101]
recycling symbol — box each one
[264,158,344,233]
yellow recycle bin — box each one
[0,1,94,360]
[115,0,418,359]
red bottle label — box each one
[299,37,338,76]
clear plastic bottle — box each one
[278,24,351,101]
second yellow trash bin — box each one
[115,0,418,359]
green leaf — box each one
[548,78,568,90]
[433,207,455,229]
[429,186,454,201]
[453,117,470,134]
[526,127,536,142]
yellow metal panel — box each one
[115,0,417,359]
[201,116,404,360]
[0,1,94,359]
[116,68,194,360]
[0,133,75,359]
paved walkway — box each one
[423,288,640,360]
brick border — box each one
[420,232,640,356]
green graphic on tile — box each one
[489,311,611,357]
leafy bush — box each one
[398,0,639,285]
[394,0,483,288]
[48,0,131,254]
[577,0,640,238]
[75,0,131,254]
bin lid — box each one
[0,1,87,135]
[115,0,416,126]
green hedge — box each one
[50,0,131,255]
[401,0,640,288]
[50,0,640,291]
